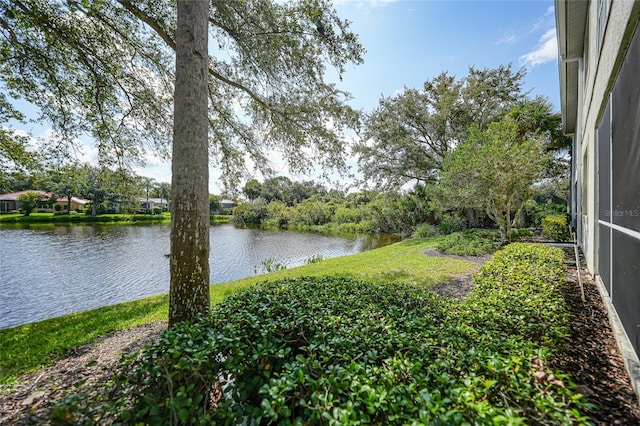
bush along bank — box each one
[52,244,592,424]
[0,213,169,224]
[0,213,230,225]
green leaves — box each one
[356,65,526,190]
[541,215,571,242]
[1,0,172,167]
[440,119,549,242]
[16,190,44,216]
[53,254,593,424]
[1,0,364,186]
[437,229,499,256]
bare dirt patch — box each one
[423,247,490,300]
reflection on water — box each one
[0,223,398,329]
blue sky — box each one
[10,0,561,191]
[333,0,559,112]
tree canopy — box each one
[439,119,549,242]
[0,0,364,186]
[355,65,525,190]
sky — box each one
[10,0,561,193]
[332,0,559,111]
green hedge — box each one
[0,213,168,224]
[541,215,570,242]
[0,213,229,225]
[53,245,591,424]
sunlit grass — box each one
[210,237,474,300]
[0,237,477,383]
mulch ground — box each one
[1,248,639,424]
[552,255,640,425]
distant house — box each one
[0,190,45,213]
[220,199,237,210]
[138,197,170,212]
[555,0,640,369]
[0,190,89,213]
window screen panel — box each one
[611,24,640,232]
[611,230,640,355]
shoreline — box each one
[0,213,230,226]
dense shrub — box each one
[290,198,334,226]
[542,215,570,242]
[335,221,375,234]
[412,223,439,238]
[232,200,269,224]
[439,213,467,235]
[360,195,409,234]
[470,243,568,346]
[264,201,291,227]
[525,200,567,227]
[436,229,499,256]
[53,261,591,424]
[333,205,363,224]
[229,189,443,236]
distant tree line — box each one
[355,65,570,242]
[2,163,172,215]
[234,177,567,238]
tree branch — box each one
[116,0,270,110]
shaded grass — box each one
[0,237,476,383]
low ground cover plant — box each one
[52,244,591,424]
[0,238,471,383]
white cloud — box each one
[519,27,557,68]
[335,0,398,9]
[76,142,99,165]
[495,33,517,46]
[134,152,172,184]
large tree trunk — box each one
[169,0,210,326]
[466,208,479,228]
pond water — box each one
[0,223,398,329]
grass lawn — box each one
[0,237,475,383]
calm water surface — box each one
[0,223,397,329]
